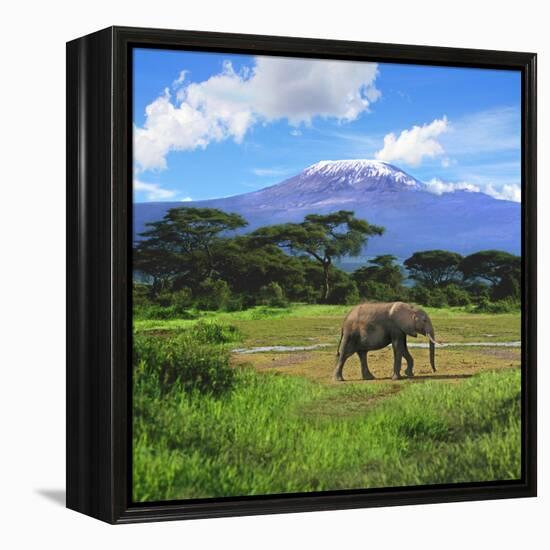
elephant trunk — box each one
[426,320,437,372]
[429,338,436,372]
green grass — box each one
[134,303,520,347]
[133,366,521,502]
[132,304,521,502]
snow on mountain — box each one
[302,159,422,188]
[133,160,521,258]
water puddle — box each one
[232,344,332,354]
[407,341,520,349]
[232,341,520,354]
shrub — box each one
[133,283,152,306]
[133,303,198,320]
[327,280,360,305]
[357,280,409,302]
[172,288,194,310]
[492,275,520,301]
[258,282,288,307]
[472,298,520,314]
[224,294,246,312]
[248,306,292,319]
[409,285,431,306]
[442,284,471,306]
[465,281,491,300]
[426,288,448,308]
[133,332,235,396]
[194,278,231,311]
[287,282,319,304]
[191,320,242,344]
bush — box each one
[426,288,448,308]
[133,303,198,320]
[492,275,520,301]
[287,283,319,304]
[224,294,246,312]
[194,278,231,311]
[465,281,491,301]
[172,288,194,310]
[327,280,360,305]
[133,283,152,306]
[191,320,242,344]
[409,285,431,306]
[471,298,520,314]
[258,282,288,307]
[357,280,409,302]
[133,332,235,396]
[409,284,472,308]
[442,284,471,307]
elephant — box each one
[334,301,438,382]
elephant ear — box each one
[389,302,418,337]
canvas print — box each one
[132,48,522,503]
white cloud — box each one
[134,179,180,201]
[424,177,520,203]
[134,57,380,172]
[484,183,521,202]
[375,116,449,167]
[424,177,480,196]
[172,70,188,89]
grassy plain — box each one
[133,304,521,502]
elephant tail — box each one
[336,328,344,357]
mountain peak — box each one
[134,157,521,256]
[300,159,422,190]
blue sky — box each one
[133,48,521,203]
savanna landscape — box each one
[131,50,522,502]
[131,204,522,502]
[133,304,520,502]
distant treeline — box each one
[133,207,520,316]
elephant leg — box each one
[334,351,352,382]
[403,340,414,377]
[403,350,414,377]
[357,351,375,380]
[334,336,354,382]
[391,336,404,380]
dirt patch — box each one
[233,343,520,387]
[259,352,315,368]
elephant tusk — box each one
[427,334,443,346]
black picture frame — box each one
[66,26,537,524]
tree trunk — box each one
[321,259,331,302]
[204,243,215,278]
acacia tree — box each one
[404,250,463,288]
[459,250,520,299]
[251,210,384,302]
[352,255,405,300]
[134,207,247,291]
[353,255,404,288]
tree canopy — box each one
[132,206,520,312]
[459,250,520,291]
[135,207,247,283]
[250,210,384,301]
[404,250,463,288]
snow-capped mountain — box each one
[302,159,422,189]
[240,160,422,209]
[134,160,520,259]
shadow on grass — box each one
[340,373,474,383]
[412,373,474,381]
